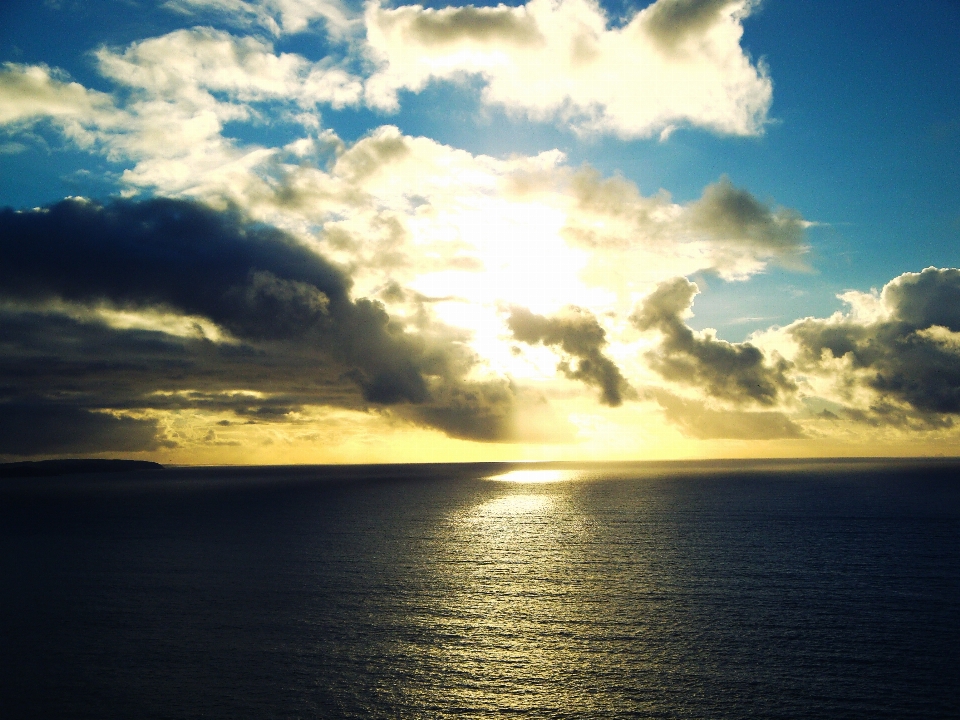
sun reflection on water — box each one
[486,468,575,484]
[383,471,674,715]
[404,479,605,713]
[475,493,553,516]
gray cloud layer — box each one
[507,306,634,406]
[650,389,804,440]
[632,277,796,405]
[0,400,171,456]
[0,198,530,454]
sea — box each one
[1,459,958,719]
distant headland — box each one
[0,459,165,479]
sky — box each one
[1,0,960,464]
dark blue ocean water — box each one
[1,459,959,719]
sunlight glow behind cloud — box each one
[1,0,959,461]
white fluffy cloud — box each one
[95,27,363,110]
[1,0,775,202]
[91,27,362,192]
[364,0,772,138]
[164,0,773,139]
[0,63,122,146]
[537,169,810,289]
[0,30,363,197]
[0,28,362,200]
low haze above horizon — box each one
[2,0,960,464]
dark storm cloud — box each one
[0,309,357,410]
[0,197,436,403]
[507,306,634,406]
[632,277,796,405]
[789,267,960,416]
[0,401,170,455]
[650,390,804,440]
[643,0,742,52]
[0,198,344,339]
[0,197,526,454]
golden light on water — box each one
[472,493,554,516]
[486,468,573,484]
[416,473,605,712]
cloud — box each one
[560,170,810,284]
[364,0,771,138]
[0,6,795,311]
[396,377,520,442]
[687,176,810,267]
[0,197,435,409]
[507,305,634,406]
[164,0,358,38]
[0,197,552,454]
[91,27,360,192]
[0,44,799,293]
[0,401,171,456]
[0,31,363,199]
[0,63,120,146]
[0,306,361,418]
[217,132,807,309]
[0,35,809,453]
[81,119,806,342]
[1,198,352,343]
[882,267,960,330]
[382,3,544,47]
[9,0,770,143]
[632,277,796,405]
[786,267,960,418]
[650,389,804,439]
[643,0,745,52]
[192,130,807,311]
[95,28,363,110]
